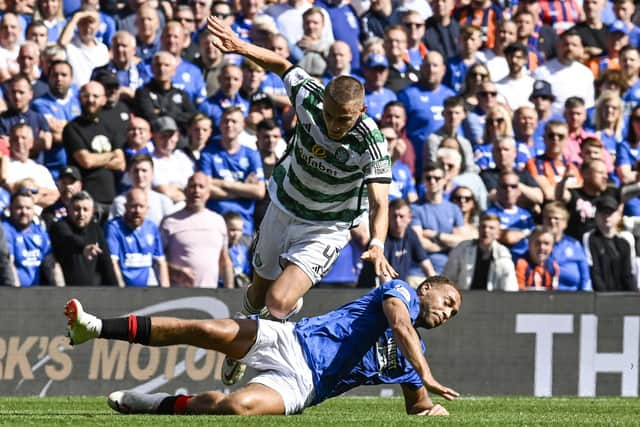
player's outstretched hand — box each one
[361,245,398,280]
[427,382,460,401]
[207,16,243,54]
[416,404,449,416]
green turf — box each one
[0,396,638,426]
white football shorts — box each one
[240,319,315,415]
[252,203,351,284]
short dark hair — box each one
[221,105,244,119]
[422,160,444,176]
[479,212,500,224]
[49,60,73,75]
[560,28,582,41]
[389,198,410,211]
[8,73,32,88]
[383,100,405,113]
[129,154,154,170]
[257,118,278,133]
[417,275,460,299]
[223,211,242,223]
[504,42,528,58]
[443,96,466,111]
[564,96,585,110]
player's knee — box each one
[264,292,292,320]
[221,395,255,415]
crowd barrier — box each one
[0,288,638,397]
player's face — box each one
[322,95,364,140]
[419,283,461,329]
[70,199,94,229]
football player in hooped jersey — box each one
[206,17,398,382]
[65,276,461,416]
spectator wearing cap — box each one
[93,69,131,150]
[134,4,162,62]
[58,8,109,87]
[41,166,83,228]
[3,124,59,208]
[134,51,197,135]
[195,29,225,97]
[110,154,176,225]
[123,116,154,164]
[198,106,265,237]
[32,60,81,178]
[362,53,397,122]
[160,171,234,288]
[529,79,563,148]
[424,0,460,61]
[533,29,595,115]
[586,20,627,77]
[322,41,363,86]
[2,188,58,286]
[568,0,607,62]
[151,116,194,203]
[91,31,145,102]
[0,74,52,157]
[49,190,118,286]
[399,51,455,177]
[63,81,126,224]
[198,64,249,133]
[582,194,637,291]
[383,26,420,93]
[496,42,535,111]
[140,20,207,106]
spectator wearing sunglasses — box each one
[462,80,500,146]
[449,186,479,240]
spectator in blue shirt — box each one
[542,201,592,291]
[2,189,55,286]
[381,125,417,203]
[105,187,169,288]
[134,5,162,61]
[224,211,252,286]
[198,64,250,132]
[198,106,266,237]
[32,60,81,178]
[411,161,465,273]
[484,170,535,260]
[362,53,397,122]
[398,51,455,177]
[316,0,362,70]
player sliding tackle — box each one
[206,16,398,385]
[64,276,460,416]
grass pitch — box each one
[0,396,638,426]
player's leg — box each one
[108,383,285,415]
[264,263,312,320]
[64,299,257,359]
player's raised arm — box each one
[382,296,459,401]
[207,17,293,77]
[361,181,397,279]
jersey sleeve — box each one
[105,221,121,260]
[382,280,417,312]
[151,225,164,259]
[362,125,392,183]
[282,66,317,111]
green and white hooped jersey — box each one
[269,66,392,228]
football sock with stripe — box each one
[99,316,152,345]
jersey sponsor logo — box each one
[21,249,42,266]
[311,144,327,159]
[124,252,152,268]
[375,336,399,373]
[394,284,411,302]
[296,145,338,177]
[90,135,112,153]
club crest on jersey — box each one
[311,144,327,159]
[335,147,349,163]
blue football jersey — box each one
[2,220,51,286]
[295,280,421,405]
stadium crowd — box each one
[1,0,640,292]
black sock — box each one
[157,397,177,415]
[99,316,152,344]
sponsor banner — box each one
[0,289,638,397]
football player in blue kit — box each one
[64,275,461,416]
